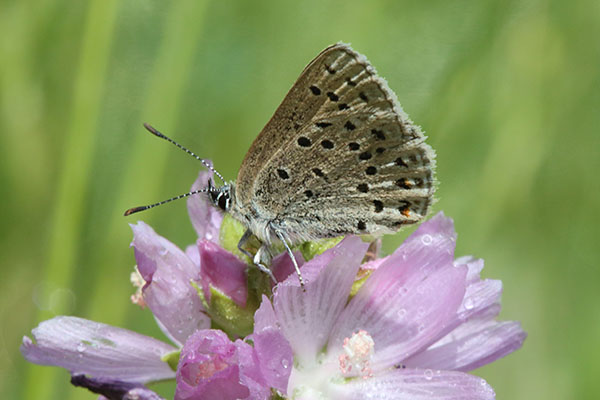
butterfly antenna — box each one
[124,188,210,216]
[143,123,225,184]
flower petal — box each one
[252,296,293,393]
[271,250,305,283]
[175,330,251,400]
[131,222,210,346]
[71,375,165,400]
[21,316,176,383]
[457,279,502,322]
[405,318,527,372]
[187,168,223,242]
[330,213,467,370]
[455,256,484,284]
[330,368,495,400]
[199,240,248,307]
[273,236,369,365]
[185,244,200,266]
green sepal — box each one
[219,214,250,262]
[299,237,343,261]
[192,278,258,338]
[161,350,181,372]
[349,269,373,297]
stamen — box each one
[338,330,375,379]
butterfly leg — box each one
[274,229,305,289]
[237,229,277,283]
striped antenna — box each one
[142,123,225,183]
[124,188,215,216]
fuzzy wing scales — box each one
[237,43,436,242]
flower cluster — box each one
[22,169,526,399]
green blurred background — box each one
[1,0,598,398]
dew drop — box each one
[418,323,425,333]
[397,308,407,319]
[464,298,475,310]
[400,286,408,295]
[421,234,432,245]
[424,369,433,380]
[76,342,86,353]
[159,247,168,256]
[281,359,290,369]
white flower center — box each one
[338,330,374,379]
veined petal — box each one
[187,168,223,242]
[252,296,293,393]
[457,279,502,322]
[131,222,210,346]
[329,368,495,400]
[330,214,466,370]
[21,316,176,383]
[405,319,527,372]
[273,237,369,366]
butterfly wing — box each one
[235,43,435,242]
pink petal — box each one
[235,342,272,400]
[131,222,209,346]
[175,330,251,400]
[198,240,248,307]
[187,168,223,242]
[330,213,467,370]
[271,250,305,283]
[272,237,369,365]
[21,316,176,383]
[252,296,293,393]
[361,254,389,271]
[455,256,484,284]
[457,279,502,322]
[71,375,165,400]
[405,318,527,372]
[185,244,200,266]
[331,368,495,400]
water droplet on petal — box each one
[418,323,425,333]
[76,342,86,353]
[424,369,433,380]
[159,247,168,256]
[464,298,475,310]
[281,359,289,369]
[421,234,432,245]
[397,308,407,319]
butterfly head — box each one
[207,178,232,212]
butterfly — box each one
[126,43,436,287]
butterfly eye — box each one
[217,192,229,211]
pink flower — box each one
[21,164,526,400]
[253,213,526,399]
